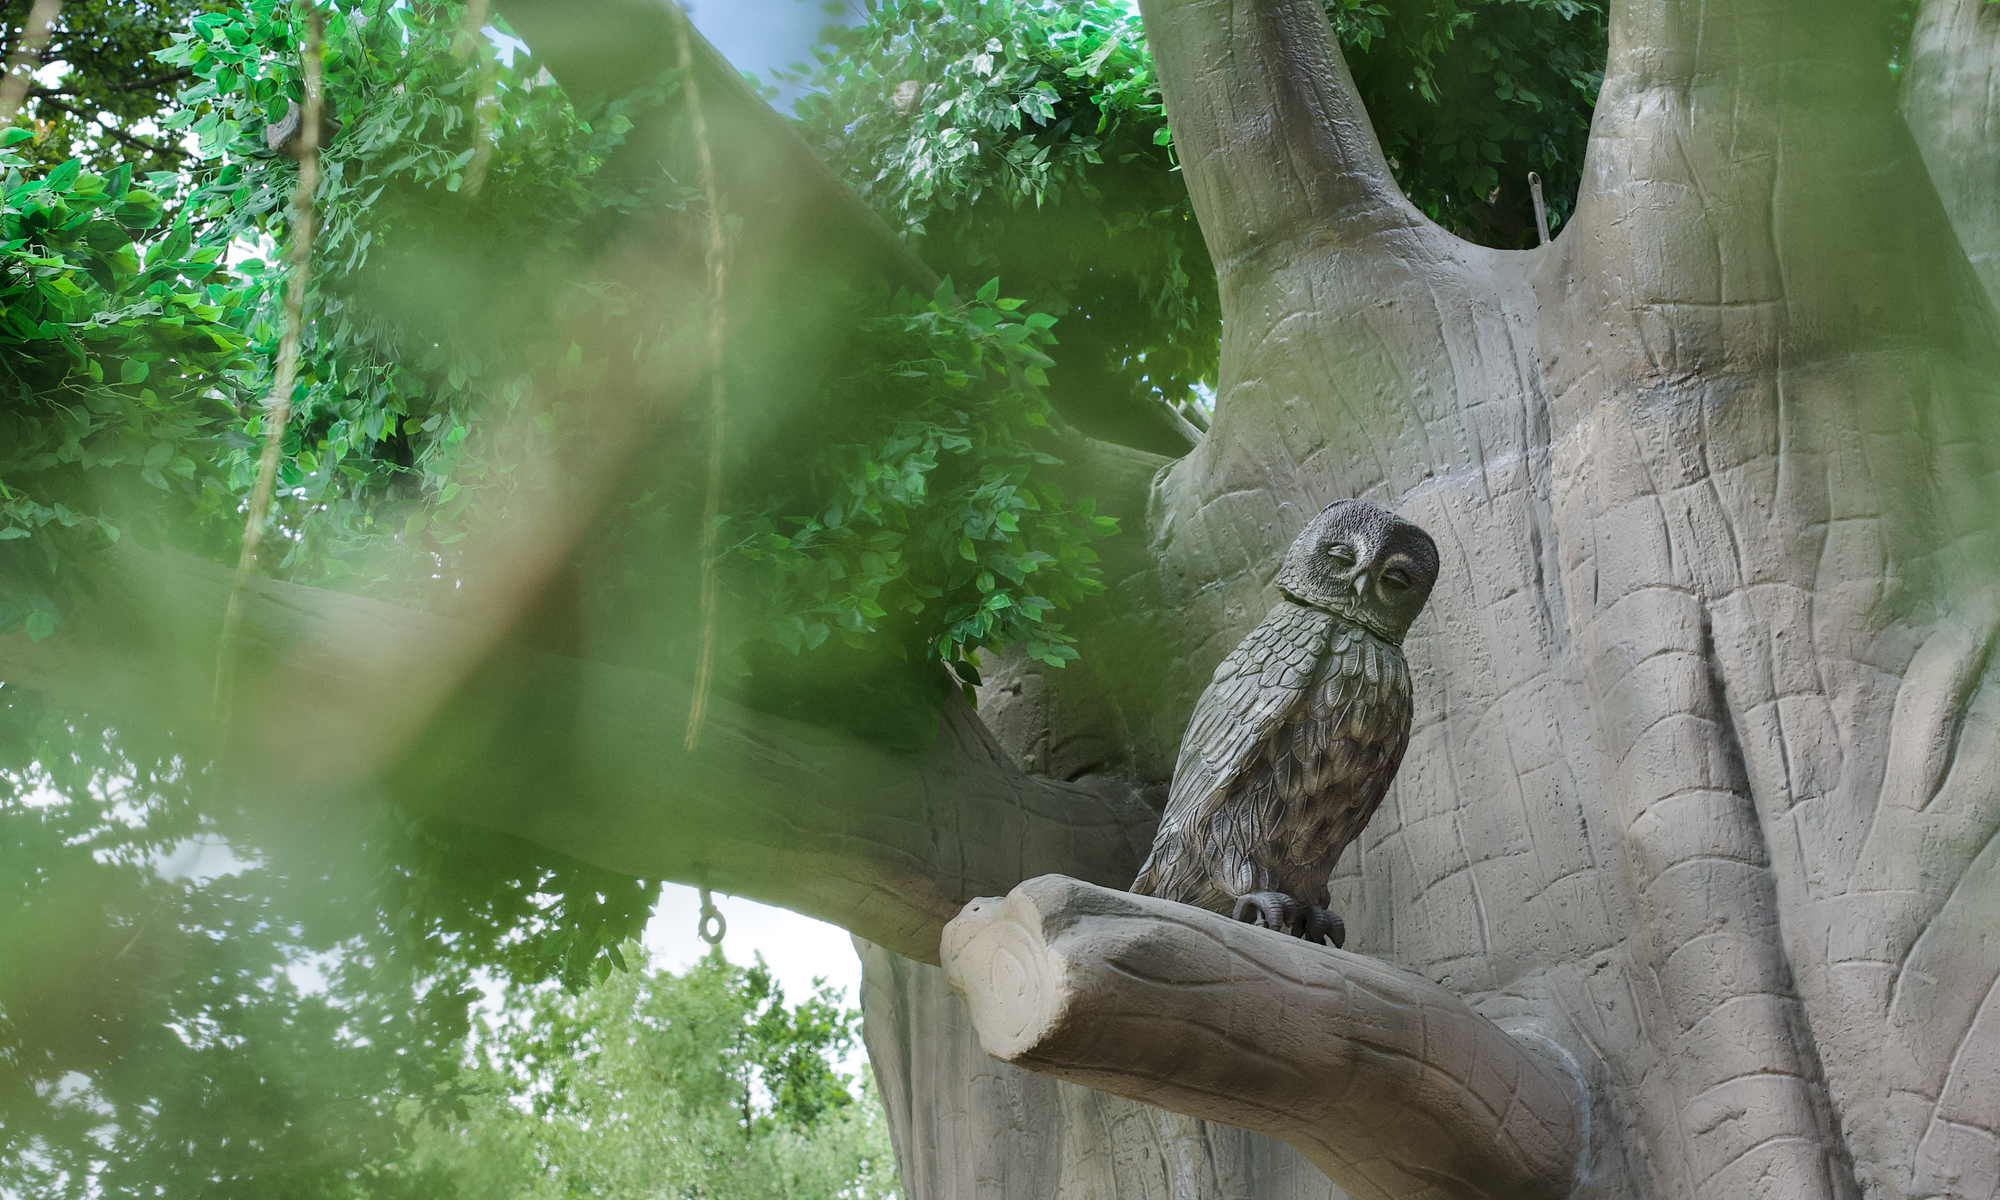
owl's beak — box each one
[1353,574,1369,595]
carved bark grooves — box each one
[941,876,1586,1200]
[858,0,2000,1194]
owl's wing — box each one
[1134,602,1335,891]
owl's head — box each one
[1275,499,1439,643]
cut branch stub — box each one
[941,874,1586,1200]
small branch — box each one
[942,875,1587,1200]
[25,91,185,160]
[674,0,732,752]
[217,3,323,713]
[454,0,496,194]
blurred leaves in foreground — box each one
[0,686,669,1199]
[0,677,883,1198]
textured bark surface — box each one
[870,0,2000,1196]
[1904,0,2000,314]
[861,935,1286,1200]
[940,875,1588,1200]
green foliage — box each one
[787,0,1218,452]
[155,0,677,594]
[0,133,254,640]
[0,682,896,1198]
[0,686,661,1198]
[140,0,1119,726]
[730,275,1113,675]
[408,949,897,1200]
[782,0,1610,447]
[740,961,863,1131]
[0,0,229,177]
[1328,0,1607,245]
[0,692,447,1199]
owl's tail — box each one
[1129,834,1188,898]
[1129,853,1160,896]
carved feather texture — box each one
[1131,603,1414,916]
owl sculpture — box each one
[1131,499,1439,948]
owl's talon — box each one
[1232,891,1297,931]
[1302,906,1346,949]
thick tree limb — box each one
[941,875,1586,1200]
[0,541,1157,963]
[1133,0,1416,272]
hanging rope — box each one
[697,886,726,946]
[216,3,325,713]
[674,2,730,752]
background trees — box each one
[404,951,895,1200]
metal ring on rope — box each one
[697,886,726,945]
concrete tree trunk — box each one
[3,0,1997,1195]
[862,0,2000,1197]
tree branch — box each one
[28,68,195,98]
[942,875,1587,1200]
[1134,0,1414,273]
[0,541,1158,963]
[27,90,185,160]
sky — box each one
[643,884,865,1011]
[682,0,860,105]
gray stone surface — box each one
[864,0,2000,1196]
[940,876,1587,1200]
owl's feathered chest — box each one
[1135,600,1415,901]
[1260,619,1413,855]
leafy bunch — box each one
[155,0,677,593]
[0,132,254,639]
[1330,0,1608,245]
[0,691,440,1198]
[730,276,1113,679]
[786,0,1218,454]
[789,0,1166,230]
[737,960,863,1131]
[0,680,664,1199]
[0,0,232,177]
[417,949,895,1199]
[157,0,1118,715]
